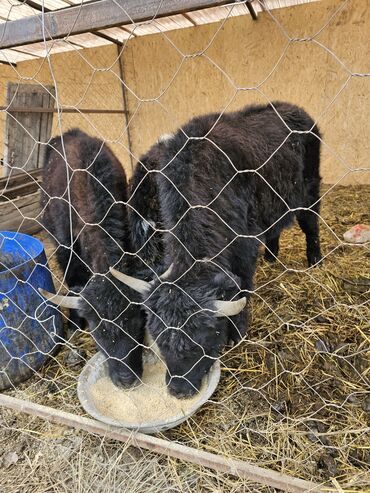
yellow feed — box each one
[89,359,206,424]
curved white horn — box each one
[159,263,173,281]
[109,267,151,294]
[212,297,246,317]
[39,288,81,309]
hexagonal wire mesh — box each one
[0,0,369,491]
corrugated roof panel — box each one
[264,0,319,8]
[0,0,38,20]
[69,32,112,47]
[225,2,261,16]
[0,0,320,59]
[153,14,194,31]
[13,39,82,57]
[98,27,132,42]
[23,0,71,10]
[0,48,38,63]
[124,22,162,37]
[186,2,261,25]
[181,0,318,24]
[186,5,228,24]
[125,13,194,36]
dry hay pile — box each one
[0,184,369,492]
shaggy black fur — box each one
[41,128,130,283]
[141,101,322,397]
[128,141,166,275]
[77,263,146,388]
[40,129,146,387]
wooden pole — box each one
[246,1,258,20]
[117,44,135,172]
[0,0,233,50]
[0,394,324,493]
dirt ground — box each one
[0,184,369,492]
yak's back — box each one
[42,128,127,204]
[41,129,130,262]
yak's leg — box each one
[296,210,322,267]
[264,234,280,262]
[227,238,258,345]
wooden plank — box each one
[0,394,325,493]
[20,0,123,46]
[13,39,80,56]
[0,0,232,49]
[1,106,128,114]
[124,14,194,37]
[0,193,40,215]
[3,84,27,174]
[69,32,112,47]
[3,85,12,175]
[98,27,132,42]
[0,219,41,235]
[25,89,43,171]
[0,48,37,64]
[0,205,40,225]
[0,191,41,234]
[1,179,41,200]
[36,88,55,169]
[0,1,38,21]
[0,190,40,210]
[27,0,71,10]
[0,168,41,188]
[3,83,55,175]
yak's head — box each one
[39,273,146,389]
[110,264,247,398]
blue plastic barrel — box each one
[0,231,64,390]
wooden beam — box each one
[1,180,40,200]
[0,168,41,188]
[246,1,258,20]
[0,106,127,114]
[0,60,17,67]
[0,191,41,234]
[0,0,232,50]
[0,394,325,493]
[182,13,198,26]
[22,0,51,13]
[117,45,134,172]
[23,0,122,46]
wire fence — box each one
[0,1,369,492]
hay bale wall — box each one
[0,0,369,185]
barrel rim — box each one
[0,231,45,275]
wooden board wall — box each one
[0,45,130,179]
[4,83,55,175]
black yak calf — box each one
[40,129,166,388]
[40,129,146,387]
[111,101,322,398]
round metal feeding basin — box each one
[0,231,64,390]
[77,351,221,434]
